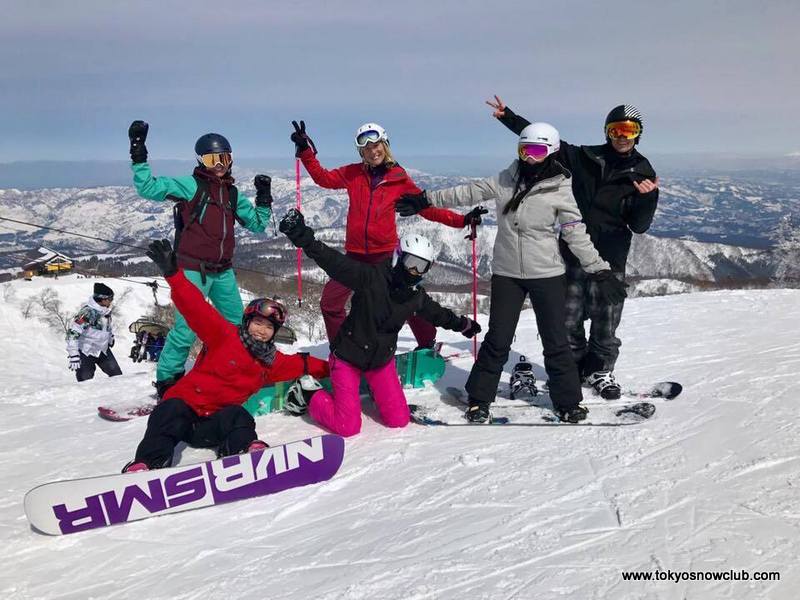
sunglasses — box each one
[518,143,551,161]
[355,130,385,148]
[198,152,233,169]
[605,120,641,140]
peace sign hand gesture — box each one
[485,95,506,119]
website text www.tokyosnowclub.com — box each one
[621,569,780,583]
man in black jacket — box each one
[487,97,659,399]
[279,209,480,435]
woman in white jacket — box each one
[396,123,626,423]
[65,282,122,382]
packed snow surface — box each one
[1,275,799,599]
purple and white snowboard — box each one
[24,434,345,536]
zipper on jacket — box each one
[364,186,373,253]
[219,184,226,262]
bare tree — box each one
[773,216,800,286]
[34,287,72,334]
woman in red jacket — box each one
[290,120,485,348]
[122,240,329,473]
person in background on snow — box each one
[487,97,659,399]
[396,123,626,423]
[128,120,273,398]
[289,120,486,350]
[122,240,329,473]
[66,282,122,382]
[278,209,480,437]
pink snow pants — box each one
[309,354,410,437]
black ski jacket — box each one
[499,107,659,272]
[303,240,465,370]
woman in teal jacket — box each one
[128,120,272,397]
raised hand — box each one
[290,120,316,156]
[128,120,149,164]
[146,239,178,277]
[485,95,506,118]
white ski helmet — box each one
[518,122,560,158]
[393,233,436,274]
[355,122,389,148]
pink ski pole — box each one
[295,158,303,307]
[471,222,478,359]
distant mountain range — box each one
[0,167,796,293]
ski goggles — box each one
[605,120,641,140]
[197,152,233,169]
[355,130,386,148]
[402,253,432,275]
[518,143,551,161]
[244,298,286,326]
[93,293,114,301]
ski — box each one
[24,434,345,536]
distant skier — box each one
[66,283,122,382]
[278,209,480,437]
[486,97,659,399]
[289,120,485,350]
[128,120,273,398]
[396,123,625,423]
[122,240,329,473]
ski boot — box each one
[464,399,492,424]
[555,405,588,423]
[584,370,622,400]
[285,375,323,416]
[122,461,149,474]
[509,355,539,399]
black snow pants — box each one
[75,349,122,382]
[134,398,258,468]
[465,274,582,412]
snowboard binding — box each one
[509,355,539,400]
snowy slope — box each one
[1,277,799,599]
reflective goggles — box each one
[518,143,551,161]
[605,120,641,140]
[355,130,385,148]
[197,152,233,169]
[402,253,432,275]
[244,298,286,326]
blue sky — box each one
[1,0,798,162]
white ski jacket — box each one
[66,297,114,357]
[427,161,610,279]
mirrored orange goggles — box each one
[197,152,233,169]
[605,120,641,140]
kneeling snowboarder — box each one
[279,209,480,437]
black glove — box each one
[290,120,316,157]
[128,120,149,164]
[254,175,272,208]
[146,239,178,277]
[279,209,315,248]
[459,316,482,339]
[463,206,488,228]
[591,270,628,305]
[395,191,431,217]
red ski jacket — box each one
[163,271,329,416]
[299,148,466,254]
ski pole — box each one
[295,158,303,307]
[471,222,478,359]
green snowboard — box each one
[242,349,446,416]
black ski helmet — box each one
[194,133,232,156]
[604,104,644,143]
